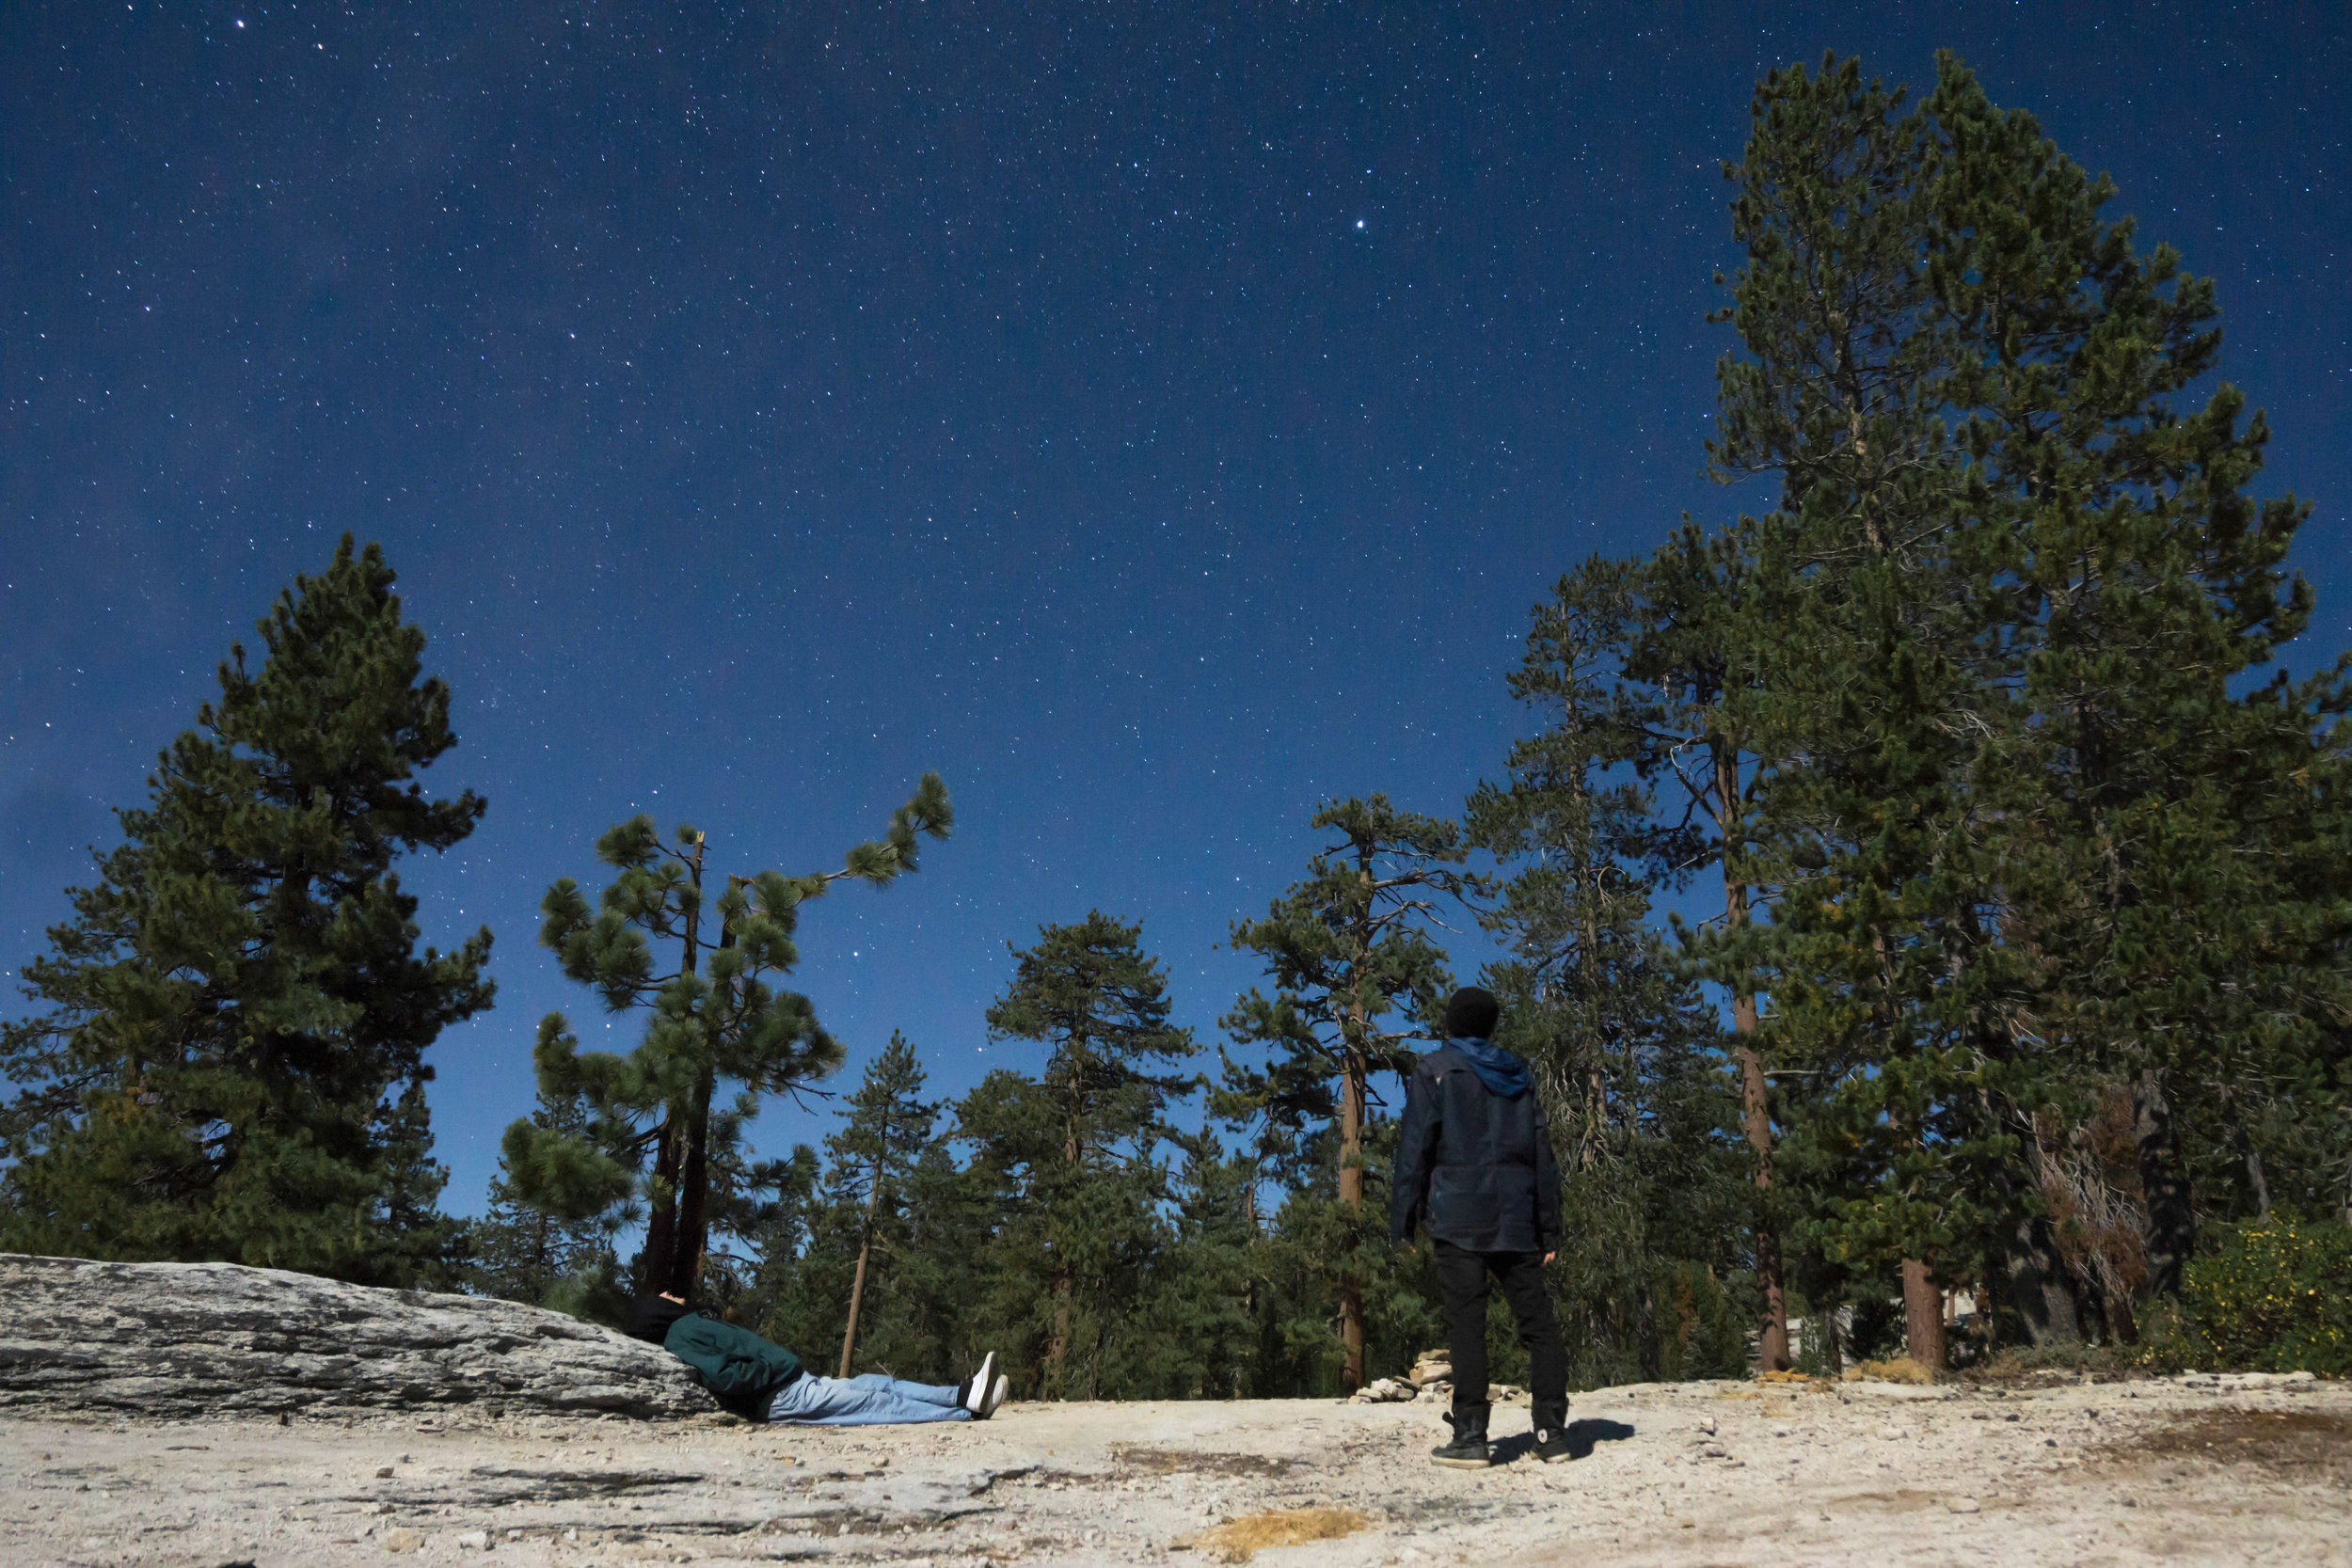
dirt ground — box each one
[7,1372,2347,1568]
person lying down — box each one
[621,1291,1009,1425]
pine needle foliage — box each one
[504,775,951,1299]
[0,535,490,1283]
[1704,51,2352,1357]
[960,911,1199,1399]
[1224,796,1470,1390]
[469,1079,622,1315]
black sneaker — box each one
[1431,1402,1492,1468]
[1532,1425,1574,1464]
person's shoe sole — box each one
[963,1353,998,1416]
[978,1373,1009,1419]
[1431,1450,1492,1469]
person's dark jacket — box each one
[621,1293,803,1420]
[1389,1037,1563,1254]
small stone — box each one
[1697,1416,1716,1434]
[384,1528,425,1554]
[2284,1370,2317,1385]
[1947,1497,1980,1514]
[2122,1497,2138,1509]
[455,1528,489,1549]
[375,1466,395,1479]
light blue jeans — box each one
[764,1370,972,1426]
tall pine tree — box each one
[1225,796,1468,1391]
[961,911,1197,1399]
[504,776,951,1299]
[824,1031,941,1376]
[0,536,491,1283]
[1707,51,2352,1358]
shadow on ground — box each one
[1489,1418,1636,1465]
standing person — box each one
[1390,987,1570,1467]
[621,1291,1008,1426]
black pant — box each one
[1435,1241,1567,1423]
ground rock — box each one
[0,1253,717,1419]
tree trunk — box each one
[1046,1270,1072,1398]
[2003,1213,2084,1347]
[1723,869,1789,1374]
[837,1154,885,1377]
[2134,1068,2195,1298]
[1041,1072,1084,1399]
[1637,1279,1661,1384]
[640,1115,686,1298]
[668,1069,713,1300]
[2239,1132,2272,1219]
[649,840,708,1302]
[1900,1258,1946,1372]
[1337,1042,1367,1393]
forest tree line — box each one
[5,54,2346,1393]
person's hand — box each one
[1395,1240,1416,1257]
[1543,1252,1556,1266]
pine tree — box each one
[1482,543,1786,1370]
[961,911,1197,1398]
[1159,1129,1264,1397]
[1708,53,2018,1366]
[825,1031,941,1375]
[1707,51,2352,1359]
[1914,57,2352,1298]
[740,1144,824,1344]
[470,1081,621,1310]
[0,536,491,1283]
[1225,796,1468,1390]
[503,776,952,1298]
[1469,564,1748,1385]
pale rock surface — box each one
[4,1375,2349,1566]
[0,1253,719,1419]
[4,1258,2347,1564]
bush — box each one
[1846,1293,1906,1365]
[1656,1262,1748,1381]
[2135,1217,2352,1376]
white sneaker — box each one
[961,1352,997,1416]
[978,1372,1009,1419]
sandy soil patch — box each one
[4,1373,2345,1567]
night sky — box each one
[7,3,2347,1216]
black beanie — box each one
[1442,987,1501,1040]
[620,1291,695,1345]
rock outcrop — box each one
[0,1253,719,1419]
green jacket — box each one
[660,1314,803,1419]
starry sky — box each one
[6,2,2348,1216]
